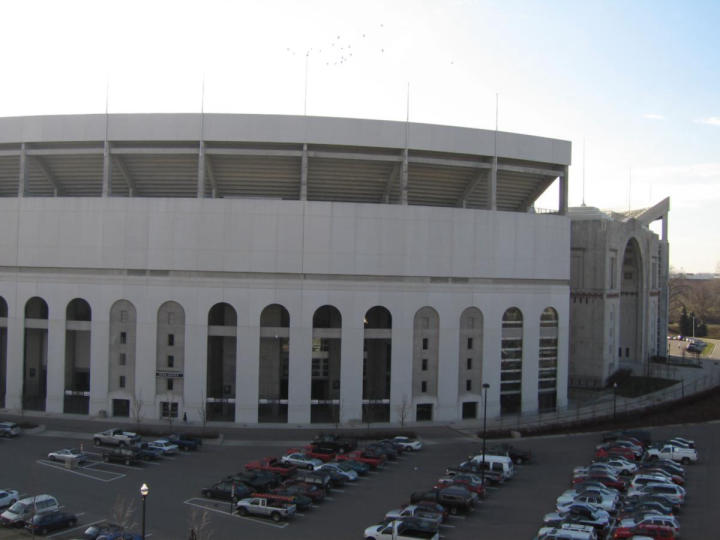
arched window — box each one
[64,298,92,414]
[207,302,237,422]
[539,307,559,411]
[311,305,342,423]
[501,307,523,415]
[363,306,392,423]
[258,304,290,423]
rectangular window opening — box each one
[467,337,473,350]
[120,331,127,344]
[167,355,175,368]
[168,334,175,346]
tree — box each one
[197,390,208,434]
[187,508,214,540]
[111,495,138,531]
[396,395,410,427]
[132,391,144,428]
[679,307,692,336]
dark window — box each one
[461,401,477,419]
[467,337,473,349]
[421,358,428,371]
[466,357,472,370]
[168,355,174,367]
[168,334,175,346]
[466,379,472,391]
[161,401,178,418]
[421,381,427,393]
[625,347,630,357]
[120,331,127,344]
[119,353,126,366]
[619,347,622,357]
[422,338,428,350]
[119,376,126,388]
[416,403,433,421]
[167,379,174,391]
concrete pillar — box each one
[18,143,27,198]
[389,315,412,423]
[555,299,570,409]
[235,322,260,423]
[339,321,363,423]
[300,144,308,201]
[435,315,460,421]
[135,302,157,420]
[197,141,206,198]
[400,149,409,205]
[183,307,206,423]
[288,318,311,424]
[89,311,110,415]
[559,166,569,215]
[482,311,502,419]
[489,156,497,211]
[102,141,111,197]
[46,317,65,413]
[521,308,540,414]
[4,307,23,411]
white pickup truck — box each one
[235,497,296,522]
[364,518,440,540]
[645,444,698,464]
[93,428,141,447]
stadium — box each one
[0,113,572,425]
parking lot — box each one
[0,420,717,539]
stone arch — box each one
[156,301,185,419]
[207,302,237,422]
[539,307,559,411]
[501,307,523,415]
[459,307,483,419]
[258,303,290,423]
[108,300,137,417]
[363,306,392,423]
[23,297,49,411]
[311,305,342,423]
[619,237,643,370]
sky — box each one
[1,0,718,273]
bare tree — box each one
[197,390,208,434]
[187,508,214,540]
[397,394,410,427]
[111,495,138,531]
[131,390,144,429]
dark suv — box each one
[25,511,78,535]
[102,447,141,465]
[410,486,476,515]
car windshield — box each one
[7,501,27,513]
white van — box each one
[470,454,515,480]
[0,495,59,525]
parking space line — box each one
[48,519,105,538]
[183,498,289,529]
[36,460,125,482]
[332,489,345,493]
[324,496,335,501]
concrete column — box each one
[390,315,412,423]
[102,141,111,197]
[288,318,311,423]
[135,303,158,420]
[300,144,308,201]
[235,323,260,423]
[489,156,497,211]
[197,141,206,199]
[89,312,110,415]
[482,311,502,419]
[18,143,27,198]
[183,308,206,422]
[400,149,409,205]
[559,166,569,215]
[339,322,363,423]
[521,308,540,414]
[4,307,23,411]
[435,316,460,421]
[46,317,65,413]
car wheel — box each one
[69,519,77,527]
[40,528,48,535]
[239,507,248,516]
[93,438,101,446]
[205,492,213,499]
[271,512,281,522]
[49,456,56,461]
[682,458,690,465]
[307,465,313,470]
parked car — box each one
[543,503,611,531]
[245,457,298,477]
[572,473,626,491]
[384,505,444,528]
[0,490,18,510]
[261,490,312,511]
[535,523,598,540]
[235,496,296,522]
[167,433,201,451]
[556,491,619,514]
[0,495,60,526]
[618,499,675,518]
[282,452,323,470]
[277,481,326,503]
[293,470,332,490]
[447,461,504,485]
[332,459,370,476]
[311,433,357,453]
[25,510,78,535]
[392,436,424,451]
[80,522,126,540]
[592,457,638,476]
[102,447,141,465]
[627,483,685,506]
[409,486,476,515]
[487,443,533,464]
[0,422,21,437]
[336,450,385,469]
[364,518,440,540]
[226,472,280,491]
[147,439,179,455]
[289,445,337,462]
[92,429,141,447]
[435,473,486,498]
[602,430,651,446]
[644,444,697,465]
[201,481,252,501]
[47,448,89,464]
[314,462,358,482]
[611,522,677,539]
[133,442,163,461]
[613,515,679,537]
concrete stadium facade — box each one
[0,113,571,424]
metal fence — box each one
[485,368,720,433]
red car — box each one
[595,444,636,461]
[287,446,337,462]
[612,523,676,539]
[572,474,626,491]
[435,475,486,499]
[278,480,326,502]
[336,450,385,469]
[245,457,298,477]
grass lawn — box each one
[616,376,677,398]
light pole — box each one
[481,383,490,490]
[613,382,618,422]
[140,483,149,540]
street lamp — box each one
[613,382,618,422]
[140,483,149,540]
[481,383,490,489]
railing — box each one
[485,368,720,433]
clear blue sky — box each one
[2,0,718,273]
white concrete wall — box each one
[0,197,570,423]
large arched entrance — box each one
[619,238,643,370]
